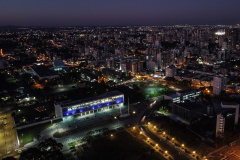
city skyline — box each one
[1,0,240,26]
[1,1,240,159]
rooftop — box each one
[31,65,58,78]
[57,90,124,108]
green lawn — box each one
[6,77,18,83]
[77,139,83,144]
[53,131,61,138]
[17,122,53,146]
[127,82,172,99]
[68,141,77,147]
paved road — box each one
[138,99,194,160]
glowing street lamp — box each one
[133,126,135,130]
[154,126,156,129]
[155,144,158,147]
[192,151,196,154]
[182,144,185,148]
[140,131,142,134]
[147,137,150,140]
[114,116,117,119]
[133,111,136,114]
[172,138,174,141]
[110,134,113,137]
[165,150,168,154]
[148,122,150,125]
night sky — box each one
[1,0,240,26]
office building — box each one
[55,91,124,118]
[213,76,226,95]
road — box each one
[138,99,193,160]
[0,111,19,159]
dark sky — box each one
[1,0,240,26]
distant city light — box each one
[215,31,225,35]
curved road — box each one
[138,99,193,160]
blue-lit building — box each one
[54,91,124,118]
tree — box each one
[11,112,16,117]
[19,148,42,160]
[38,138,64,160]
[20,138,64,160]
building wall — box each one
[56,95,124,118]
[172,105,190,120]
[216,114,225,138]
[213,76,226,95]
[55,104,63,118]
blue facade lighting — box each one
[60,92,124,117]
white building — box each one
[216,114,225,138]
[216,102,239,137]
[164,89,201,103]
[54,91,124,119]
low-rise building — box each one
[164,89,201,103]
[172,102,206,121]
[54,91,124,118]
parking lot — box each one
[35,100,150,151]
[208,140,240,160]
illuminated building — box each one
[216,102,239,137]
[164,89,201,103]
[54,91,124,118]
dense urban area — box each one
[1,24,240,160]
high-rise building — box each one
[216,114,225,138]
[213,76,226,95]
[165,66,176,77]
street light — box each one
[133,111,136,114]
[147,137,150,140]
[172,138,175,141]
[192,151,196,154]
[110,134,113,137]
[155,144,158,147]
[148,122,150,125]
[140,131,142,134]
[114,116,117,119]
[154,126,156,129]
[133,126,135,130]
[182,144,184,148]
[165,150,168,154]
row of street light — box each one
[146,121,208,160]
[132,126,170,158]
